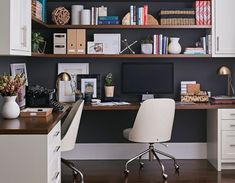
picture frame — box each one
[87,42,104,54]
[77,74,101,99]
[10,63,28,108]
[57,63,89,102]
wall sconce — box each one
[217,65,234,97]
[56,72,71,100]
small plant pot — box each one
[32,43,40,53]
[141,43,153,54]
[105,86,114,97]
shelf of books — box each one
[31,53,212,58]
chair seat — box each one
[123,128,132,140]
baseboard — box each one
[62,143,207,160]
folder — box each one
[67,29,77,54]
[76,29,86,54]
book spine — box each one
[95,7,99,25]
[98,16,119,21]
[98,20,120,25]
[207,1,211,25]
[207,34,212,54]
[153,35,156,54]
[41,0,45,22]
[141,7,144,25]
[199,1,203,25]
[133,6,137,25]
[203,1,207,25]
[156,34,159,55]
[130,5,134,25]
[159,34,163,54]
[166,37,169,54]
[144,5,148,25]
[91,7,95,25]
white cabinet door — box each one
[213,0,235,57]
[10,0,31,54]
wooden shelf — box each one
[32,18,211,29]
[32,53,212,58]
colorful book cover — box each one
[199,1,204,25]
[153,35,156,54]
[144,5,148,25]
[203,1,207,25]
[98,16,119,21]
[195,1,200,25]
[207,1,211,25]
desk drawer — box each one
[48,156,61,183]
[222,120,235,131]
[221,109,235,120]
[222,131,235,159]
[48,122,61,146]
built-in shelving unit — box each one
[32,53,212,58]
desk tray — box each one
[20,108,53,117]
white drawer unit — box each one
[0,121,61,183]
[207,109,235,171]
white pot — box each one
[168,37,182,54]
[141,43,153,54]
[105,86,114,97]
[1,96,20,119]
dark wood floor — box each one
[61,160,235,183]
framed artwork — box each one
[77,74,101,99]
[58,63,89,102]
[10,63,28,108]
[87,42,104,54]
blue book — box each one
[98,16,119,21]
[39,0,46,22]
[98,20,120,25]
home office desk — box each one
[0,110,68,183]
[84,102,235,171]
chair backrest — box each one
[129,98,175,143]
[61,99,84,152]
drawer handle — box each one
[230,125,235,127]
[54,131,60,137]
[54,146,60,152]
[230,113,235,116]
[230,144,235,147]
[53,172,60,180]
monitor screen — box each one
[122,63,174,94]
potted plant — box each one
[141,35,153,54]
[32,32,45,53]
[104,73,114,98]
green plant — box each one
[105,73,113,86]
[32,32,45,52]
[141,35,153,44]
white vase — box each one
[1,96,20,119]
[168,37,182,54]
[141,43,153,54]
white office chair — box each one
[123,98,179,180]
[61,99,84,182]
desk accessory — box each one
[71,5,84,25]
[52,7,70,25]
[57,72,71,102]
[120,39,137,54]
[53,33,66,54]
[217,65,234,97]
[20,108,53,117]
[104,73,114,98]
[141,35,153,54]
[210,96,235,104]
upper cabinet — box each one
[0,0,31,56]
[213,0,235,57]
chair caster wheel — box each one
[139,162,144,168]
[175,164,180,171]
[163,173,168,180]
[124,170,130,175]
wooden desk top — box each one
[84,102,235,111]
[0,110,68,135]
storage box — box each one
[20,108,53,117]
[54,33,66,54]
[181,92,209,103]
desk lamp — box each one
[217,66,234,97]
[56,72,71,100]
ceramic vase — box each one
[1,96,20,119]
[141,43,153,54]
[168,37,182,54]
[105,86,114,97]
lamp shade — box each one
[217,66,231,75]
[57,72,71,81]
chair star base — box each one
[124,143,179,180]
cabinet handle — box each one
[21,26,27,47]
[230,144,235,147]
[54,146,60,152]
[230,124,235,127]
[53,172,60,180]
[229,113,235,116]
[216,36,219,52]
[53,131,60,137]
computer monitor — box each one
[122,63,174,94]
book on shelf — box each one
[129,5,148,25]
[210,96,235,104]
[98,20,120,25]
[195,1,211,25]
[152,34,170,55]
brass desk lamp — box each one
[56,72,71,101]
[217,66,234,97]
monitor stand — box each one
[142,93,154,102]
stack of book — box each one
[210,96,235,104]
[196,34,212,54]
[32,0,45,22]
[184,47,205,55]
[91,6,110,25]
[195,1,211,25]
[130,5,148,25]
[180,81,196,94]
[98,16,119,25]
[159,9,195,25]
[153,34,169,55]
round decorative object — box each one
[1,96,20,119]
[52,7,70,25]
[168,37,182,54]
[141,43,153,54]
